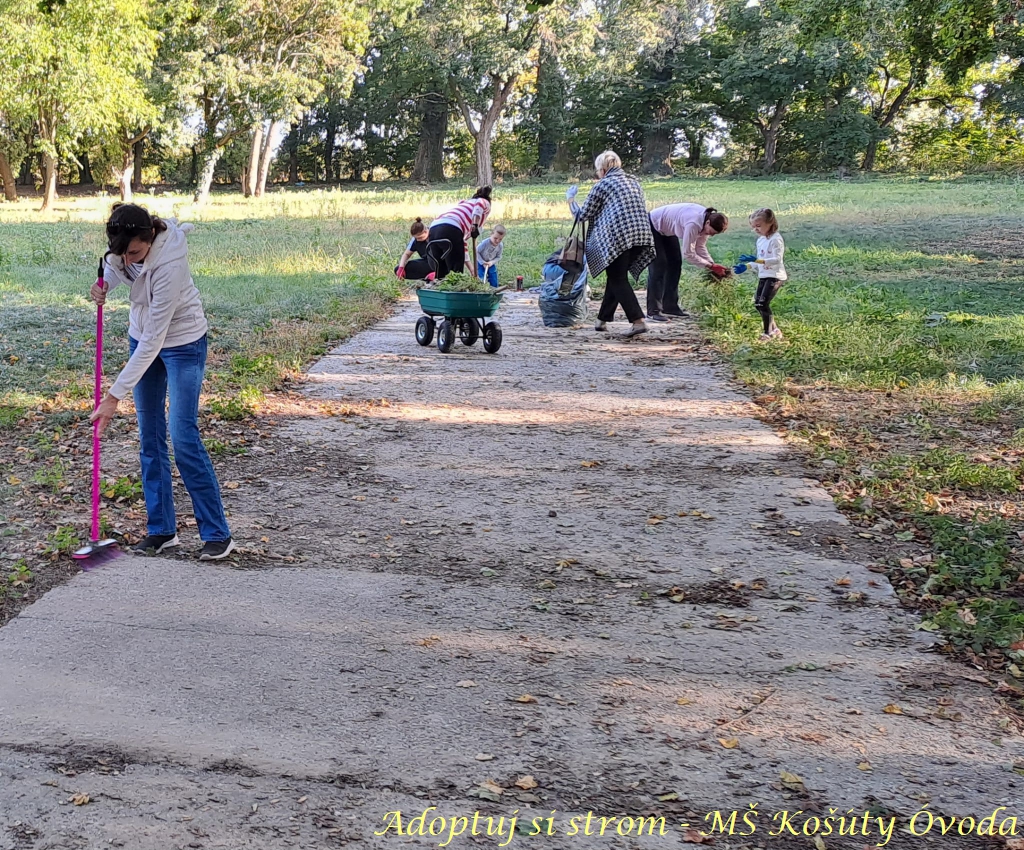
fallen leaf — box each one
[788,530,802,536]
[514,694,538,703]
[835,577,852,586]
[883,704,903,715]
[857,761,872,771]
[224,481,240,490]
[812,836,826,850]
[683,828,712,844]
[514,775,538,790]
[297,796,308,804]
[780,771,804,791]
[481,779,504,795]
[456,680,477,688]
[580,460,601,468]
[70,793,90,806]
[675,697,694,705]
[718,737,739,749]
[657,791,679,801]
[475,753,495,761]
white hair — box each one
[594,150,622,175]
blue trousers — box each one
[130,335,231,542]
[477,263,499,287]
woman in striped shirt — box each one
[425,187,492,279]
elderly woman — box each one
[568,151,655,337]
[647,204,730,321]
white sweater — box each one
[756,233,787,281]
[103,219,209,399]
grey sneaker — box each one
[595,321,608,331]
[199,538,237,561]
[132,534,180,554]
[647,313,670,323]
[621,324,648,338]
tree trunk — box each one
[536,37,565,172]
[761,105,787,173]
[39,151,58,211]
[474,121,495,188]
[324,115,338,183]
[454,75,516,187]
[0,150,16,201]
[193,146,223,204]
[411,92,448,182]
[78,151,94,184]
[286,123,300,184]
[862,136,880,172]
[244,122,263,198]
[190,145,199,186]
[132,138,144,190]
[255,120,280,197]
[641,123,674,175]
[640,63,674,176]
[116,147,133,203]
[683,128,703,167]
[18,153,31,186]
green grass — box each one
[2,176,1024,665]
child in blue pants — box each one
[476,225,506,287]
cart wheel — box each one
[459,319,480,346]
[415,316,435,347]
[483,321,503,354]
[437,320,455,353]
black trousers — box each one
[397,258,432,280]
[647,224,683,316]
[425,223,466,279]
[754,277,783,334]
[598,247,644,324]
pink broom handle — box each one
[91,261,104,542]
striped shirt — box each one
[433,199,491,237]
[124,262,145,281]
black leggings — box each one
[754,277,783,334]
[397,258,432,280]
[425,223,465,279]
[598,247,644,324]
[647,223,683,315]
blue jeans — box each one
[477,263,499,287]
[129,335,231,542]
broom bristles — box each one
[72,540,123,571]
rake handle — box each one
[91,275,104,543]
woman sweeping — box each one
[425,187,492,279]
[647,204,729,321]
[89,203,235,560]
[568,151,654,337]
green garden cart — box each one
[414,287,504,354]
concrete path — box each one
[0,293,1020,849]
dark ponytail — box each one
[473,186,492,202]
[703,207,729,235]
[106,202,167,256]
[410,217,426,236]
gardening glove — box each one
[566,184,579,201]
[738,254,757,263]
[470,225,480,239]
[396,266,406,280]
[733,263,748,275]
[709,263,730,280]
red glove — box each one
[396,266,406,280]
[710,264,729,279]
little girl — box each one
[733,208,787,340]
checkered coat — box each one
[575,167,655,279]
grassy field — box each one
[1,177,1023,682]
